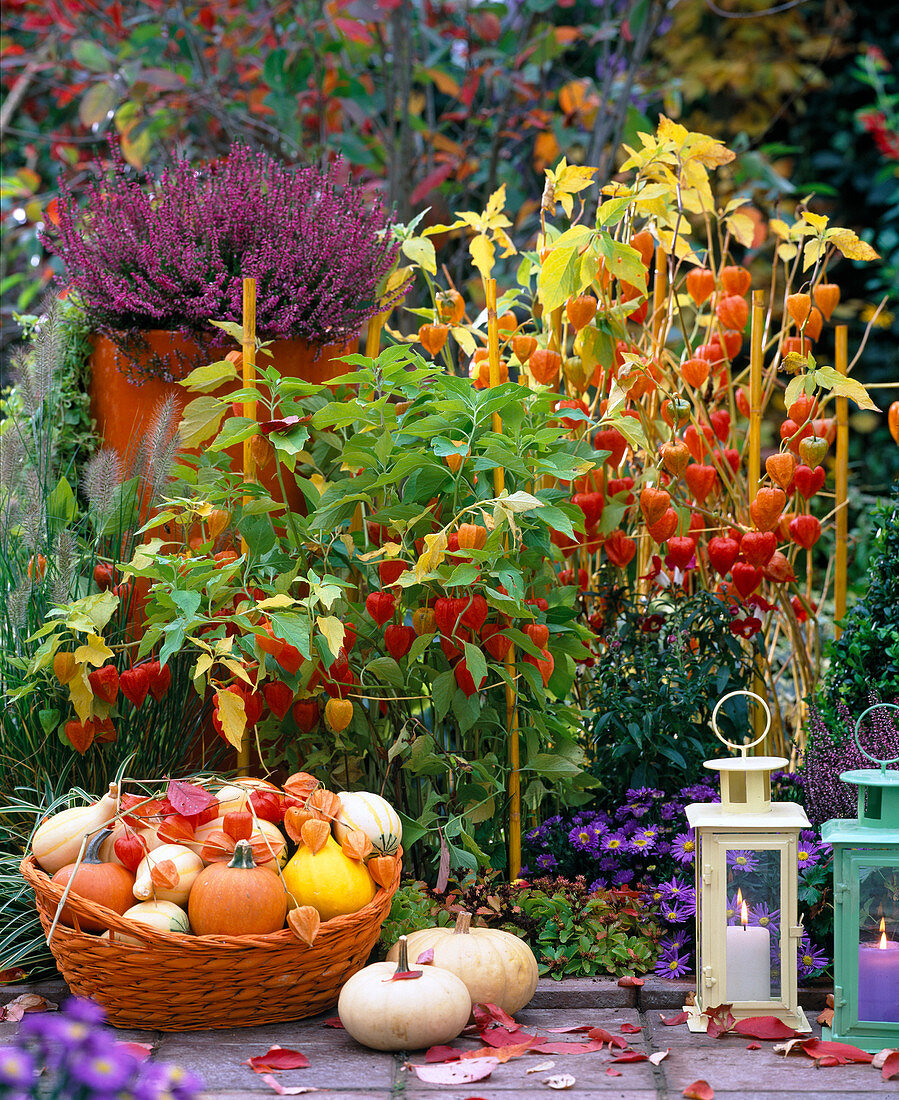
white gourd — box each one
[32,784,118,874]
[133,844,203,904]
[338,936,471,1051]
[103,901,190,945]
[334,791,402,856]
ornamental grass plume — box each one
[44,142,403,351]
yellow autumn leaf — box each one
[221,658,253,684]
[73,634,114,668]
[216,689,247,750]
[308,473,329,496]
[451,325,477,356]
[769,218,791,239]
[255,594,298,610]
[316,615,346,659]
[385,265,415,295]
[415,530,448,581]
[802,211,829,232]
[803,238,826,271]
[484,183,507,222]
[469,233,495,280]
[826,228,880,263]
[726,211,758,249]
[193,653,213,688]
[657,115,690,148]
[687,133,735,169]
[777,242,799,262]
[554,163,597,195]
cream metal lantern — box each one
[684,690,811,1033]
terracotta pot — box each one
[89,330,357,512]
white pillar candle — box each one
[726,923,771,1002]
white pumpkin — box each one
[133,844,203,905]
[387,911,538,1015]
[104,901,190,945]
[32,784,118,874]
[338,936,471,1051]
[334,791,402,856]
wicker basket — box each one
[21,853,401,1030]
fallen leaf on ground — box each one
[817,993,834,1027]
[746,1043,761,1051]
[321,1018,343,1028]
[543,1074,576,1089]
[795,1038,873,1065]
[118,1041,153,1062]
[587,1027,627,1048]
[425,1044,461,1063]
[617,976,645,987]
[526,1061,556,1074]
[410,1057,498,1084]
[733,1016,800,1041]
[462,1040,536,1063]
[473,1002,518,1030]
[872,1048,897,1069]
[660,1011,689,1026]
[260,1076,317,1095]
[683,1081,714,1100]
[649,1049,670,1065]
[244,1046,310,1073]
[478,1025,539,1048]
[880,1050,899,1080]
[0,994,58,1021]
[606,1067,622,1077]
[531,1039,607,1055]
[619,1023,643,1033]
[0,969,27,984]
[543,1025,593,1034]
[609,1050,648,1064]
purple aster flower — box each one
[671,831,697,863]
[62,997,106,1025]
[660,802,680,820]
[616,868,636,886]
[525,825,546,844]
[725,891,744,923]
[654,951,691,978]
[627,832,657,854]
[519,865,531,876]
[797,935,829,977]
[726,850,759,873]
[660,900,691,924]
[662,929,690,952]
[602,831,627,853]
[70,1048,136,1091]
[679,782,719,802]
[644,882,667,905]
[660,876,691,900]
[796,839,822,870]
[0,1047,34,1088]
[588,876,608,893]
[536,853,558,870]
[569,824,595,851]
[751,903,780,934]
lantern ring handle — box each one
[852,703,899,770]
[711,690,771,755]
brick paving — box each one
[2,978,894,1098]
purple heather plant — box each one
[3,996,203,1099]
[44,142,404,362]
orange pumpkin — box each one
[188,840,288,936]
[51,828,136,932]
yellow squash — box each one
[282,835,375,920]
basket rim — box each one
[21,851,400,951]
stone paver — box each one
[3,977,894,1098]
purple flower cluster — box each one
[521,783,833,983]
[0,997,203,1099]
[799,696,899,827]
[45,142,403,355]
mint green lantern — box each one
[822,703,899,1053]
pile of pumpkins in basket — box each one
[31,773,401,941]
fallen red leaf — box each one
[617,975,645,987]
[660,1011,689,1026]
[478,1026,536,1048]
[543,1025,593,1034]
[882,1051,899,1080]
[416,948,435,965]
[609,1050,648,1064]
[683,1081,714,1100]
[606,1067,622,1077]
[473,1002,518,1030]
[746,1043,761,1051]
[117,1041,153,1062]
[0,969,27,984]
[464,1040,535,1063]
[531,1039,607,1055]
[816,1055,842,1066]
[733,1017,801,1041]
[798,1038,873,1065]
[321,1018,343,1028]
[425,1044,462,1063]
[385,970,422,982]
[244,1046,310,1073]
[619,1023,643,1033]
[410,1057,498,1084]
[586,1026,628,1048]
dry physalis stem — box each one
[300,819,330,853]
[287,905,321,947]
[340,828,373,862]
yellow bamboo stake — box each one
[834,325,849,639]
[365,312,385,359]
[487,278,521,878]
[636,247,668,595]
[748,289,766,740]
[238,277,257,776]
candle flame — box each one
[879,918,887,950]
[737,887,743,905]
[740,900,748,927]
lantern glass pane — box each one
[856,863,899,1024]
[725,847,780,1002]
